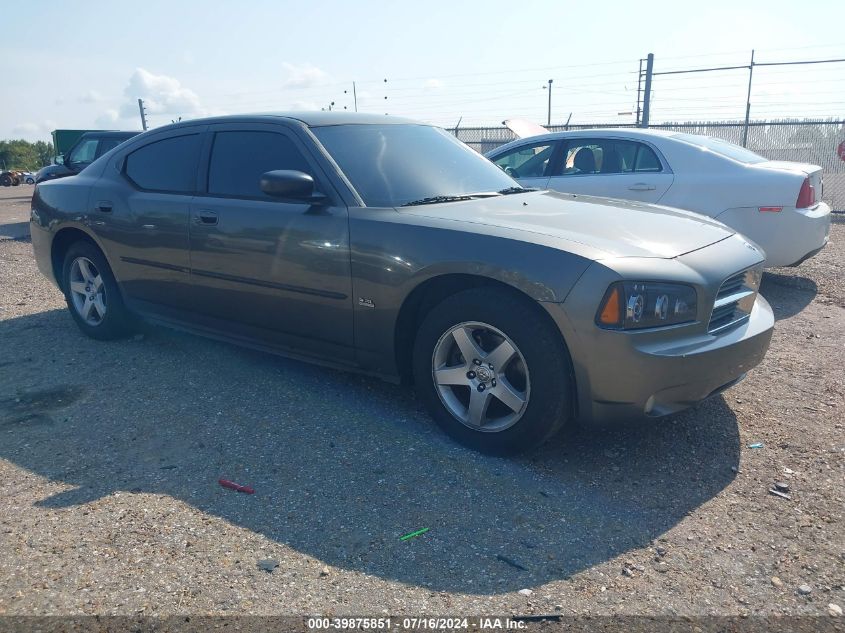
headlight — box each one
[596,281,697,330]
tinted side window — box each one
[634,144,662,172]
[97,138,125,157]
[554,140,662,175]
[557,140,606,175]
[207,131,311,198]
[491,142,555,178]
[68,139,98,170]
[125,134,201,193]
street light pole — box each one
[546,79,553,126]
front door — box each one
[488,139,560,190]
[188,124,353,360]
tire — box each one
[0,174,10,187]
[11,176,20,186]
[61,241,133,340]
[412,287,573,455]
[25,177,34,185]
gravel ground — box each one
[0,185,843,618]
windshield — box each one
[311,124,518,207]
[672,133,768,164]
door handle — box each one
[193,210,218,225]
[628,183,656,191]
[96,200,113,213]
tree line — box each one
[0,140,56,171]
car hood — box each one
[400,190,735,259]
[502,118,549,139]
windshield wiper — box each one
[401,190,522,206]
[497,186,536,195]
[401,195,475,206]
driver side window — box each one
[67,139,99,170]
[492,142,555,179]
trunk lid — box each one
[758,161,824,205]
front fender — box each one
[349,209,593,376]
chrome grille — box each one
[708,265,763,334]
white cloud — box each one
[289,100,321,111]
[11,120,56,141]
[282,63,329,88]
[12,122,40,136]
[118,68,204,120]
[80,90,105,103]
[95,109,120,128]
[424,78,445,90]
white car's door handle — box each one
[628,183,656,191]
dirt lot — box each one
[0,184,843,618]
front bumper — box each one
[543,234,775,427]
[545,296,773,426]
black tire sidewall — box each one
[62,241,131,340]
[413,287,573,455]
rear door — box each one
[488,139,562,190]
[95,128,204,312]
[188,123,353,359]
[546,137,673,202]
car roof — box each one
[150,112,426,133]
[80,130,141,139]
[524,128,678,142]
[486,127,682,156]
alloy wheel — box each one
[431,321,530,432]
[68,256,107,326]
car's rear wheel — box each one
[0,174,11,187]
[412,287,573,455]
[62,241,133,340]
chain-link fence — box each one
[454,119,845,211]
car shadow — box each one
[0,221,31,240]
[0,308,740,594]
[759,271,818,321]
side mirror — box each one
[260,170,327,203]
[54,155,64,165]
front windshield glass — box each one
[672,133,768,164]
[311,124,518,207]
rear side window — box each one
[554,139,662,175]
[125,134,201,193]
[207,131,312,198]
[633,144,662,172]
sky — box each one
[2,0,844,142]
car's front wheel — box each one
[62,241,133,340]
[413,287,573,455]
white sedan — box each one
[485,128,831,267]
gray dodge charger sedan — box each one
[30,113,774,454]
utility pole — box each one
[546,79,553,126]
[137,98,148,131]
[641,53,654,128]
[636,58,644,126]
[742,49,755,147]
[353,81,358,112]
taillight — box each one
[796,177,816,208]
